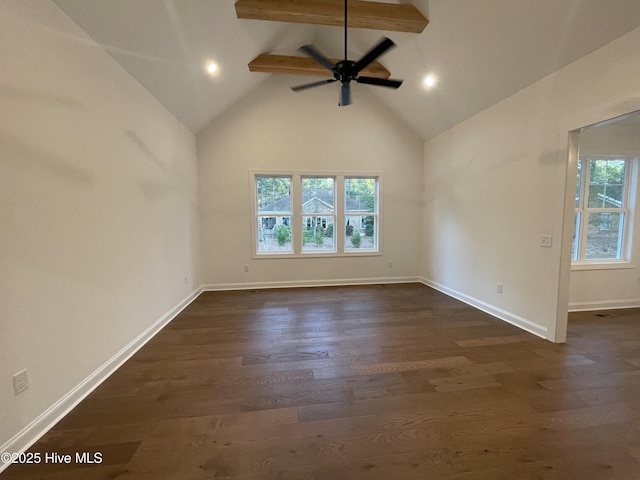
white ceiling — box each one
[51,0,640,141]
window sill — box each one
[253,251,382,260]
[571,261,635,271]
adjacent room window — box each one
[253,173,380,256]
[572,157,632,262]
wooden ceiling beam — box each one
[235,0,428,34]
[248,53,391,79]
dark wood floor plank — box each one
[4,284,640,479]
[272,450,443,479]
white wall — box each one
[0,0,199,457]
[569,121,640,310]
[197,75,423,288]
[421,26,640,340]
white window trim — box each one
[571,155,637,270]
[571,262,636,271]
[251,170,383,259]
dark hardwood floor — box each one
[4,284,640,479]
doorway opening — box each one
[558,109,640,342]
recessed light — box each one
[423,74,437,88]
[206,62,218,75]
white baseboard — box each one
[419,277,548,339]
[569,298,640,312]
[0,286,203,473]
[202,276,421,291]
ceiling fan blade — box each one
[339,82,351,106]
[299,44,337,72]
[356,76,403,89]
[352,37,396,74]
[291,78,337,92]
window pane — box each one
[302,177,334,213]
[587,183,605,208]
[572,212,580,261]
[587,159,626,208]
[585,212,623,260]
[302,216,335,252]
[345,215,376,251]
[604,183,624,206]
[606,159,626,184]
[345,178,375,213]
[257,216,292,253]
[604,159,625,205]
[257,177,291,213]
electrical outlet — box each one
[387,261,393,268]
[184,276,188,285]
[244,265,249,272]
[13,369,29,395]
[497,283,503,294]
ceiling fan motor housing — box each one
[335,60,357,82]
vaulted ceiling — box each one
[52,0,640,141]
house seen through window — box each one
[254,174,379,256]
[256,176,292,254]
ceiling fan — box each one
[291,0,403,106]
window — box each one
[302,177,335,253]
[345,177,377,251]
[253,173,380,256]
[573,157,633,263]
[256,176,292,253]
